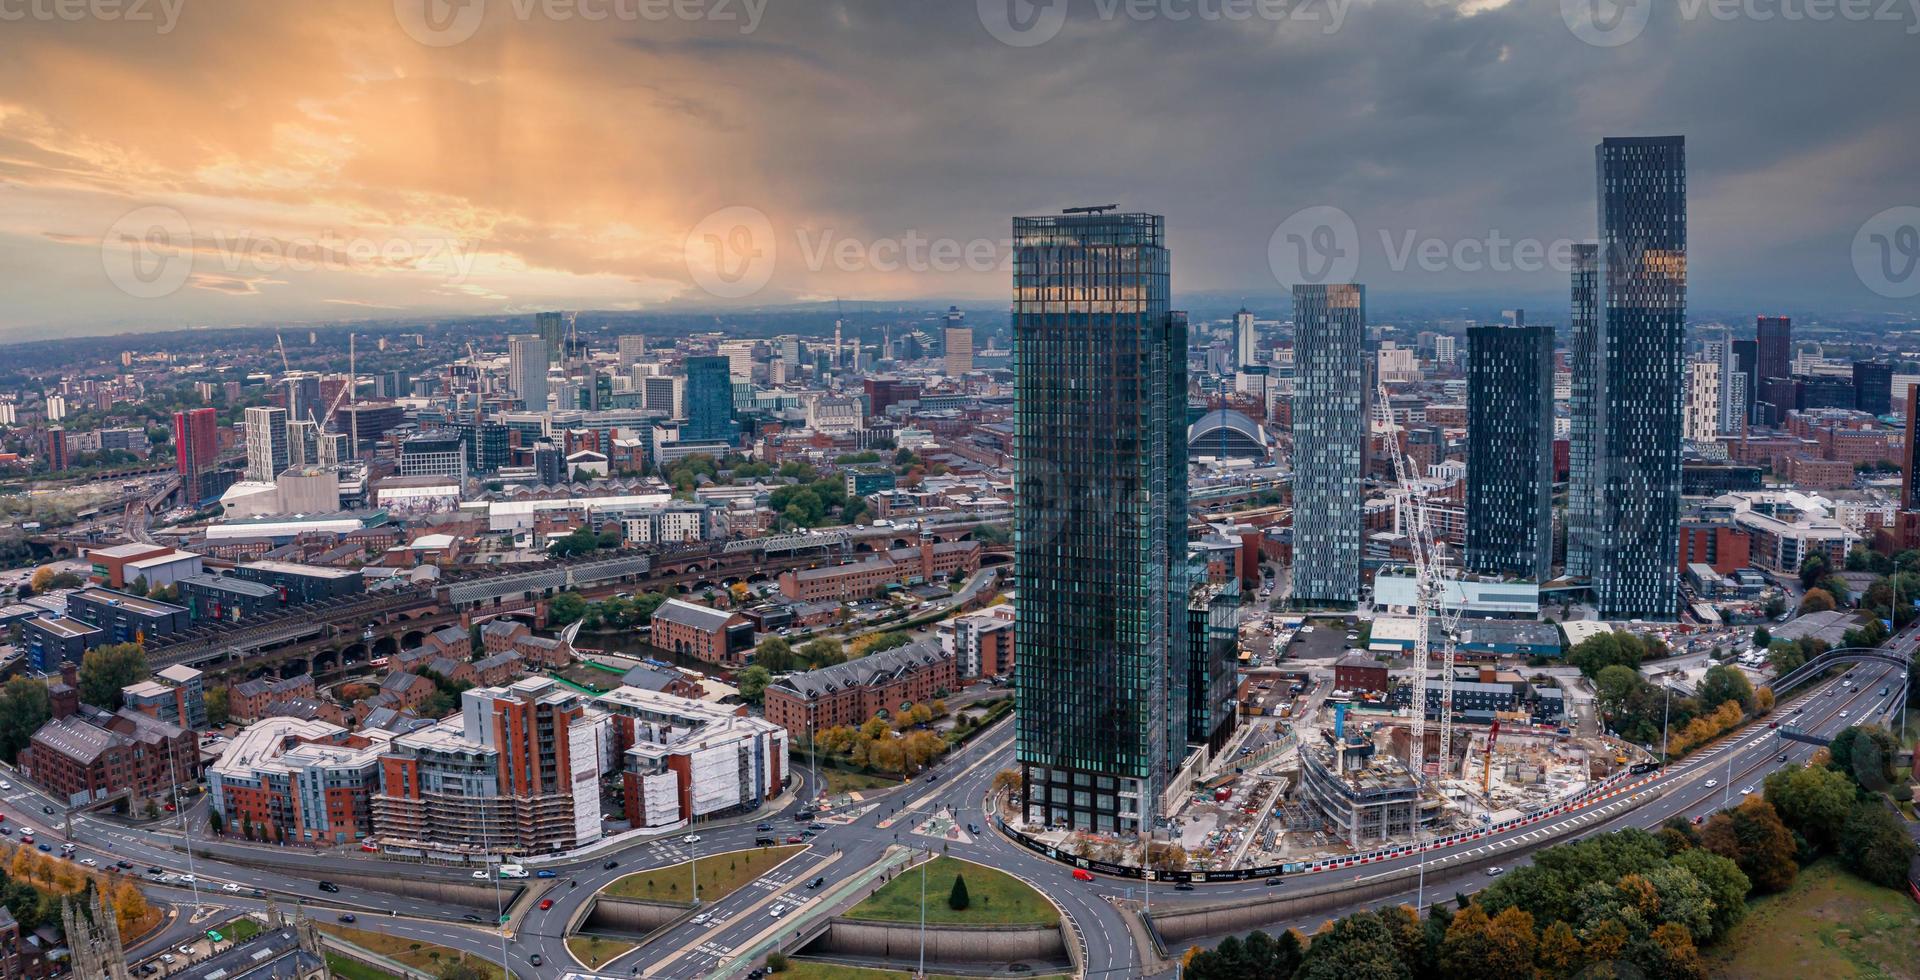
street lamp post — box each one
[166,733,202,914]
[1660,683,1672,767]
[917,848,928,980]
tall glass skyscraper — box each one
[1012,210,1188,835]
[1466,319,1555,581]
[682,355,736,444]
[507,334,549,412]
[1580,135,1687,620]
[1566,244,1601,580]
[1291,283,1368,606]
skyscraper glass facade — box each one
[1566,244,1600,580]
[1587,135,1687,620]
[1012,210,1187,835]
[682,355,736,444]
[1291,283,1367,606]
[1466,321,1555,581]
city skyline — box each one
[3,4,1917,338]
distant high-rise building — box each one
[1013,209,1188,836]
[400,433,466,479]
[280,372,321,424]
[286,418,318,468]
[1467,320,1554,581]
[1292,283,1369,606]
[535,312,566,366]
[508,335,549,411]
[243,406,289,482]
[1565,243,1600,586]
[1234,307,1258,369]
[717,340,757,381]
[1756,316,1792,386]
[45,425,69,472]
[1576,135,1687,620]
[617,334,648,368]
[1683,360,1721,443]
[1714,333,1747,434]
[1433,334,1457,369]
[1853,361,1894,417]
[45,394,67,421]
[1904,385,1920,510]
[173,407,219,498]
[944,308,973,376]
[1731,338,1758,424]
[682,355,735,444]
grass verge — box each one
[317,923,507,980]
[845,856,1058,928]
[601,844,806,905]
[1703,858,1920,979]
[823,769,900,795]
[567,934,637,968]
[323,954,406,980]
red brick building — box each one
[763,640,956,738]
[649,598,753,667]
[207,717,387,845]
[776,540,981,602]
[1677,522,1753,575]
[21,670,200,806]
[1334,654,1390,695]
[229,673,318,723]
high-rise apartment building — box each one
[173,407,219,500]
[1684,359,1721,443]
[1466,321,1554,581]
[280,372,321,425]
[535,312,566,366]
[44,425,69,472]
[1575,135,1687,620]
[717,340,757,380]
[1853,360,1894,417]
[617,334,648,368]
[1756,316,1792,386]
[1012,210,1188,835]
[243,406,289,482]
[508,334,549,412]
[1234,307,1258,370]
[1291,283,1369,606]
[944,308,974,376]
[373,678,601,858]
[682,355,735,444]
[1731,338,1758,424]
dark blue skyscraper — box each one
[1291,283,1368,606]
[1566,244,1601,580]
[1467,319,1555,581]
[1012,209,1188,836]
[682,355,736,444]
[1578,135,1687,620]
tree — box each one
[1839,801,1917,889]
[754,637,795,672]
[1751,626,1771,649]
[1700,796,1798,893]
[1670,848,1750,941]
[29,566,53,592]
[1799,553,1831,590]
[1535,920,1582,979]
[0,676,53,765]
[736,666,771,705]
[1697,664,1754,713]
[207,809,225,836]
[1441,904,1536,979]
[1798,588,1836,613]
[947,873,970,910]
[111,879,149,935]
[1763,763,1856,851]
[547,591,588,626]
[204,686,230,728]
[1293,910,1410,980]
[799,638,846,668]
[1629,922,1707,980]
[78,643,149,711]
[1826,725,1899,793]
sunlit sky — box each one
[1,0,1916,338]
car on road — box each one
[692,912,711,925]
[603,860,619,870]
[682,834,701,844]
[1072,869,1094,882]
[471,870,488,879]
[79,858,96,866]
[360,843,379,852]
[35,844,49,852]
[756,823,773,831]
[1705,779,1718,788]
[223,883,241,892]
[1487,867,1506,877]
[115,861,132,869]
[539,899,554,910]
[1840,710,1849,718]
[1779,752,1789,762]
[807,823,825,831]
[0,780,10,789]
[786,835,803,844]
[337,914,356,923]
[1741,786,1755,796]
[40,805,52,814]
[318,881,339,893]
[1174,883,1194,891]
[531,954,543,967]
[807,876,825,889]
[536,870,558,879]
[769,905,785,918]
[461,914,480,922]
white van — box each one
[497,864,529,879]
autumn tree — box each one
[78,643,149,711]
[1762,763,1856,851]
[1535,920,1583,979]
[1441,904,1536,978]
[1701,796,1798,893]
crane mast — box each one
[1376,380,1463,783]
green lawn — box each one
[779,962,1066,980]
[224,917,262,943]
[1704,859,1920,980]
[566,934,637,968]
[602,845,805,905]
[324,955,405,980]
[317,923,508,980]
[845,856,1058,928]
[823,769,900,795]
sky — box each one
[1,0,1917,339]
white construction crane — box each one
[1375,378,1463,782]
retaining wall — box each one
[809,919,1067,964]
[581,897,688,936]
